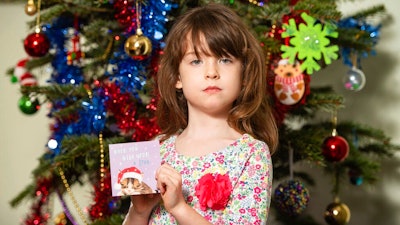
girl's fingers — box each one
[155,164,182,194]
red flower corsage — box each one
[194,173,232,211]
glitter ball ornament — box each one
[273,180,310,216]
[324,201,351,225]
[18,95,40,115]
[343,67,366,91]
[322,135,349,162]
[24,32,50,57]
[124,29,152,60]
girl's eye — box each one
[190,59,202,65]
[219,58,233,64]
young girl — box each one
[123,3,278,224]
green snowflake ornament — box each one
[281,12,339,75]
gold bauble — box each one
[25,0,37,16]
[124,29,152,60]
[324,201,351,225]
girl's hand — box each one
[126,193,161,224]
[131,193,161,214]
[155,163,186,214]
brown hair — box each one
[155,3,278,154]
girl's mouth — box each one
[203,86,221,94]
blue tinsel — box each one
[105,0,176,96]
[338,17,381,68]
[42,0,175,159]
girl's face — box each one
[176,36,242,116]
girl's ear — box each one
[175,76,183,89]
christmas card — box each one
[109,140,161,196]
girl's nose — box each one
[205,63,220,80]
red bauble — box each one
[322,135,349,162]
[24,32,50,57]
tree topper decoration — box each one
[281,12,339,75]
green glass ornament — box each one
[18,95,40,115]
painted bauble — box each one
[322,135,349,162]
[273,59,305,105]
[324,201,351,225]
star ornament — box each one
[281,12,339,75]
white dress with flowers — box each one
[149,134,273,225]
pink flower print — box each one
[216,155,225,164]
[254,187,261,194]
[187,195,193,203]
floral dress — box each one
[149,134,273,225]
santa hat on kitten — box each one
[115,167,143,189]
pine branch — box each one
[351,4,385,19]
[9,183,36,208]
[56,134,126,168]
[20,84,88,101]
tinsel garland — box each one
[338,17,381,69]
[22,0,174,222]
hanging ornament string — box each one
[351,54,358,69]
[124,1,152,60]
[328,107,349,196]
[289,142,294,180]
[331,108,338,137]
[35,0,42,33]
[136,1,142,35]
[58,167,89,225]
[331,108,340,197]
[85,87,106,192]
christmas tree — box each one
[5,0,399,224]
